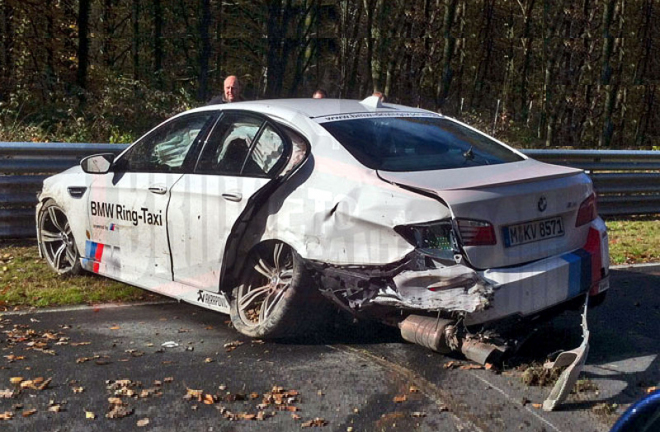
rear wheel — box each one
[38,200,82,276]
[230,242,326,338]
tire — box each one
[38,200,83,276]
[230,241,327,339]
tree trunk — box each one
[0,0,13,102]
[437,0,458,108]
[198,0,211,101]
[153,0,163,88]
[76,0,91,106]
[132,0,140,81]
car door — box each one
[167,112,293,291]
[85,112,217,286]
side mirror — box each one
[81,153,115,174]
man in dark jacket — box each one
[208,75,242,104]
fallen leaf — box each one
[110,326,121,330]
[85,410,96,419]
[4,355,25,362]
[204,358,214,363]
[70,342,91,346]
[72,387,85,394]
[531,403,542,409]
[224,340,244,352]
[37,377,52,390]
[302,417,328,427]
[106,405,133,419]
[108,397,123,405]
[647,386,658,394]
[411,411,427,418]
[164,377,174,383]
[0,389,16,398]
[409,385,420,393]
[459,364,484,370]
[291,413,302,420]
[444,361,461,369]
[0,411,13,420]
[137,418,150,427]
[22,408,37,417]
[48,405,62,413]
[393,395,407,403]
[76,355,101,364]
[9,377,23,385]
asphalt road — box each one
[1,265,658,431]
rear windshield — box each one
[321,116,524,171]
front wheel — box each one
[38,200,83,276]
[230,242,327,339]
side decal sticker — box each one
[84,240,121,273]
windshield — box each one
[321,116,524,171]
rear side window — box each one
[321,117,524,171]
[195,113,289,178]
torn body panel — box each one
[306,252,493,316]
[379,266,493,312]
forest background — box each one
[0,0,658,149]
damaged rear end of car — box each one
[311,111,609,367]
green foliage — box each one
[0,73,195,143]
[0,0,658,147]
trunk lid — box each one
[379,159,594,269]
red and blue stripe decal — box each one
[84,241,105,273]
[561,228,603,297]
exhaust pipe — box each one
[399,315,455,354]
[460,339,507,365]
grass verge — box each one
[1,217,658,309]
[605,217,660,265]
[0,239,158,310]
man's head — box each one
[224,76,241,102]
[312,88,327,99]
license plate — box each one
[502,216,564,247]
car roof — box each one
[189,98,438,122]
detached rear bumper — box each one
[464,218,609,325]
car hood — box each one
[378,159,593,269]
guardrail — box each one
[524,149,660,216]
[1,143,127,238]
[1,143,659,238]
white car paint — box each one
[37,98,609,327]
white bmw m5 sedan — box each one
[37,97,609,367]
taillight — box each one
[394,220,456,260]
[456,219,496,246]
[575,193,597,227]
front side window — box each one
[321,116,524,172]
[121,112,216,173]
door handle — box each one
[148,185,168,195]
[222,192,242,202]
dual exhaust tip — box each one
[399,314,507,365]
